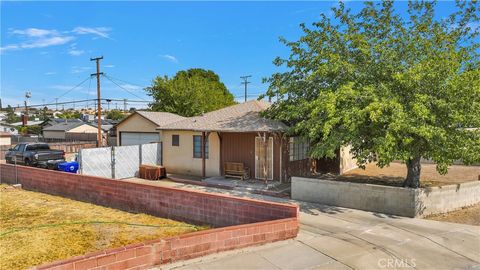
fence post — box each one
[139,144,143,165]
[159,142,163,166]
[111,146,116,179]
[78,148,82,174]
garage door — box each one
[120,132,160,146]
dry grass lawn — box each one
[323,162,480,187]
[0,185,208,270]
[425,203,480,226]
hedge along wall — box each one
[0,164,299,270]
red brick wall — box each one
[34,218,298,270]
[0,164,297,227]
[1,164,299,270]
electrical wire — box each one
[48,76,91,104]
[102,74,149,101]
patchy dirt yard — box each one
[0,185,208,270]
[320,162,480,187]
[425,203,480,226]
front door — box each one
[255,136,273,180]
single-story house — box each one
[158,100,357,183]
[40,118,83,128]
[0,123,18,135]
[115,111,186,146]
[0,132,11,145]
[43,121,102,140]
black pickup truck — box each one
[5,143,65,167]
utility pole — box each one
[55,98,58,111]
[106,99,112,111]
[123,98,127,113]
[240,75,251,103]
[90,56,104,146]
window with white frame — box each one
[289,137,309,161]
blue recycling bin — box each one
[58,161,79,173]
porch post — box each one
[263,132,268,185]
[202,131,206,179]
[218,132,223,176]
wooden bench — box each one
[224,162,250,180]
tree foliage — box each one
[146,68,236,117]
[106,109,125,120]
[5,105,20,123]
[57,111,81,119]
[264,0,480,188]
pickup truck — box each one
[5,143,65,167]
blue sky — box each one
[0,1,461,110]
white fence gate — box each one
[79,142,162,179]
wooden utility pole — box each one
[240,75,251,103]
[90,56,104,146]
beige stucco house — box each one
[43,121,101,140]
[157,100,358,182]
[115,111,185,146]
[0,132,11,145]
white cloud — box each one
[1,26,112,54]
[104,64,115,68]
[12,28,58,37]
[0,44,19,53]
[51,85,84,90]
[160,54,178,63]
[120,84,142,91]
[44,71,56,75]
[21,36,74,49]
[70,66,91,74]
[72,27,111,39]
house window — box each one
[289,137,309,161]
[172,135,179,146]
[193,135,209,158]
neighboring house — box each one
[0,123,18,135]
[158,100,357,182]
[10,120,44,127]
[43,121,101,140]
[40,118,83,128]
[0,132,11,145]
[115,111,186,146]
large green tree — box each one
[146,68,236,117]
[264,1,480,188]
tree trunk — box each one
[403,156,421,188]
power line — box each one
[102,74,149,101]
[48,76,91,104]
[103,74,147,89]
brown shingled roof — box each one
[120,111,186,127]
[157,100,287,132]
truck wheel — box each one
[24,159,32,166]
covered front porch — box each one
[214,131,289,183]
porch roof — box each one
[157,100,288,133]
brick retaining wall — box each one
[0,164,299,269]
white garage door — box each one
[120,132,160,146]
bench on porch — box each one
[224,162,250,180]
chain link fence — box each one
[78,142,162,179]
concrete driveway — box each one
[158,204,479,270]
[125,179,480,270]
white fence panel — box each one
[79,147,112,178]
[141,143,162,165]
[114,145,140,179]
[79,142,162,179]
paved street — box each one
[127,179,480,270]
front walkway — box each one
[121,178,480,270]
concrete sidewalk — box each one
[124,179,480,270]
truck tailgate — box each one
[36,150,64,161]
